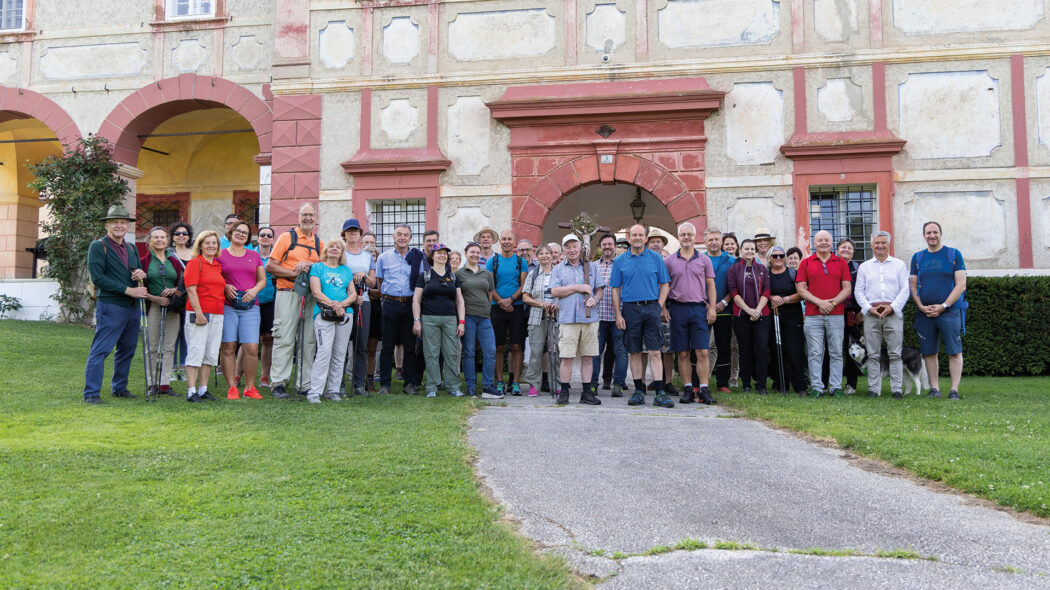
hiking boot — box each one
[602,380,611,390]
[244,387,263,400]
[366,376,375,392]
[927,388,942,399]
[403,383,418,396]
[698,387,717,405]
[628,391,645,406]
[756,388,768,396]
[511,382,522,396]
[527,385,539,397]
[199,392,217,401]
[948,390,959,400]
[159,385,175,396]
[580,387,601,405]
[664,383,679,396]
[611,383,624,397]
[378,386,390,396]
[84,396,103,404]
[541,375,550,393]
[272,385,289,399]
[556,389,570,405]
[891,391,903,399]
[112,390,137,399]
[481,386,503,399]
[679,385,696,404]
[186,393,201,403]
[395,368,403,381]
[227,386,240,400]
[829,388,843,398]
[653,393,675,408]
[807,388,823,398]
[354,387,371,398]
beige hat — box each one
[753,228,777,244]
[646,229,668,247]
[473,227,499,242]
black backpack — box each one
[271,227,321,287]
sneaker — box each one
[307,395,321,404]
[227,386,240,400]
[465,390,477,398]
[948,390,959,400]
[84,396,103,404]
[404,383,418,396]
[496,382,505,396]
[199,392,217,401]
[698,387,717,405]
[323,392,343,401]
[216,366,223,376]
[807,388,823,398]
[527,386,539,397]
[556,390,569,405]
[729,378,738,388]
[378,386,391,396]
[354,387,371,398]
[244,387,263,400]
[179,369,187,381]
[653,393,675,408]
[602,380,611,390]
[927,388,942,399]
[892,391,903,399]
[481,386,503,399]
[664,383,679,396]
[272,385,289,400]
[159,385,175,396]
[112,390,137,399]
[395,368,403,381]
[843,385,856,396]
[829,388,843,398]
[717,386,731,394]
[426,391,437,398]
[679,385,695,404]
[451,390,465,397]
[187,393,201,403]
[611,383,624,397]
[756,388,768,396]
[628,391,645,406]
[511,382,522,396]
[647,382,657,391]
[260,375,271,387]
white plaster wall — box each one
[34,2,152,31]
[40,42,149,80]
[806,66,874,133]
[374,6,429,73]
[658,0,780,49]
[0,279,61,321]
[310,11,364,78]
[1027,56,1050,167]
[379,99,421,143]
[171,38,209,74]
[703,71,794,177]
[721,189,794,246]
[371,90,426,150]
[448,8,557,61]
[319,21,355,70]
[1030,178,1050,269]
[898,71,1002,160]
[319,93,361,192]
[813,0,858,43]
[439,196,513,255]
[382,17,421,65]
[228,34,268,73]
[439,86,511,186]
[1035,66,1050,157]
[192,198,234,238]
[48,90,128,141]
[586,3,627,55]
[723,82,785,166]
[577,0,634,65]
[891,0,1043,35]
[447,96,491,177]
[318,192,354,242]
[0,49,19,85]
[894,181,1017,268]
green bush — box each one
[901,276,1050,376]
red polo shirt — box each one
[796,253,851,316]
[184,256,226,315]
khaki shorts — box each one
[558,322,599,358]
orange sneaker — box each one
[227,386,240,400]
[243,386,262,400]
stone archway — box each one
[488,78,724,246]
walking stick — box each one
[154,306,168,398]
[137,279,155,402]
[545,311,559,399]
[773,307,786,393]
[295,293,307,396]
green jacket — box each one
[87,238,142,307]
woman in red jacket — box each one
[139,226,184,396]
[183,230,226,402]
[727,239,771,394]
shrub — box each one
[902,276,1050,376]
[0,294,22,319]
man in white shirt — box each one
[854,231,910,398]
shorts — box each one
[259,301,275,335]
[491,304,526,347]
[185,313,224,367]
[669,301,710,352]
[222,305,261,344]
[369,298,383,339]
[558,322,599,358]
[914,308,963,356]
[621,301,662,354]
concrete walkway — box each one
[468,392,1050,588]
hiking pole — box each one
[545,311,559,399]
[137,279,155,402]
[296,293,307,397]
[773,307,786,393]
[154,306,168,400]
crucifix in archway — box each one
[557,212,610,318]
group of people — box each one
[83,202,967,406]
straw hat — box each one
[473,227,499,242]
[753,227,777,244]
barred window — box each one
[1,0,24,30]
[166,0,213,19]
[369,199,426,251]
[234,191,259,231]
[809,185,877,261]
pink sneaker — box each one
[527,386,539,397]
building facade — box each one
[2,0,1049,278]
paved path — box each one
[468,392,1050,588]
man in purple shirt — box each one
[663,222,718,404]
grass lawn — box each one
[719,377,1050,519]
[0,320,578,589]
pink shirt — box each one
[663,249,715,303]
[218,248,263,305]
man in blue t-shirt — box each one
[704,227,736,393]
[486,230,529,395]
[610,223,673,408]
[909,221,967,400]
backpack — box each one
[491,254,526,285]
[915,247,969,334]
[272,227,320,288]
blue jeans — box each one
[462,314,496,392]
[803,314,844,391]
[591,320,627,385]
[83,299,141,399]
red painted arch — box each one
[97,74,272,166]
[0,85,81,144]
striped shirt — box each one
[595,257,617,321]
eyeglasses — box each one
[232,230,249,237]
[770,254,785,259]
[173,231,189,236]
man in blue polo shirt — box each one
[611,224,674,408]
[486,229,529,395]
[704,227,736,393]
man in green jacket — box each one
[83,205,148,403]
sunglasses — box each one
[465,241,481,249]
[770,254,785,259]
[173,231,189,236]
[259,233,274,238]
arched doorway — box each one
[0,88,81,278]
[541,183,678,251]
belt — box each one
[669,300,706,306]
[624,300,658,306]
[277,288,293,292]
[382,294,412,303]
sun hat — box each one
[473,227,498,242]
[561,233,580,246]
[101,204,135,221]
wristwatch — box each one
[942,301,951,309]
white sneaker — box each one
[307,394,321,404]
[426,391,437,398]
[843,385,856,396]
[451,390,464,397]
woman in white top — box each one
[342,219,376,397]
[521,245,558,397]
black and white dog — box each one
[848,336,929,396]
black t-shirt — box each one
[769,269,803,318]
[414,268,460,316]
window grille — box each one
[167,0,213,19]
[135,193,190,241]
[234,191,260,231]
[808,185,877,262]
[368,199,426,251]
[0,0,24,30]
